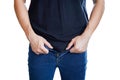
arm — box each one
[83,0,105,37]
[14,0,32,37]
[66,0,105,53]
[14,0,53,54]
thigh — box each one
[58,51,87,80]
[28,46,56,80]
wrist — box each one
[24,26,35,41]
[81,23,94,39]
[81,30,92,40]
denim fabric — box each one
[28,46,87,80]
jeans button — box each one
[56,53,59,57]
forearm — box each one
[14,0,34,39]
[82,0,105,38]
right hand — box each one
[28,32,53,55]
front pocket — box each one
[69,51,87,54]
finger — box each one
[44,40,53,49]
[40,46,49,54]
[70,46,85,53]
[34,48,45,54]
[66,40,74,50]
[70,47,76,53]
[36,50,43,55]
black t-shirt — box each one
[28,0,88,52]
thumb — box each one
[66,40,74,50]
[44,40,53,49]
[69,47,76,53]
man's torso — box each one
[28,0,88,52]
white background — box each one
[0,0,120,80]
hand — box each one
[66,35,90,53]
[28,32,53,55]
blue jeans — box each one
[28,46,87,80]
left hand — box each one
[66,35,90,53]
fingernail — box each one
[46,51,49,54]
[66,48,69,50]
